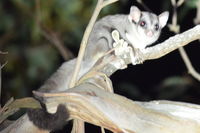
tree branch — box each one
[97,25,200,77]
[32,84,200,133]
[142,25,200,61]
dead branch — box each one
[32,84,200,133]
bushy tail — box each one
[27,104,69,131]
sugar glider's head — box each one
[127,6,169,48]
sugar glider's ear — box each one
[158,11,169,28]
[128,6,141,23]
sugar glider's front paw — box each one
[112,30,144,66]
[112,30,130,58]
[113,39,130,57]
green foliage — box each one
[185,0,200,8]
[0,0,117,101]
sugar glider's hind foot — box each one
[27,104,69,131]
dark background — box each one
[0,0,200,132]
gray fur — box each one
[84,15,131,62]
[83,6,168,72]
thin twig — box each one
[101,0,118,8]
[35,0,73,60]
[0,51,8,107]
[69,2,103,132]
[68,1,102,88]
[72,120,85,133]
[69,1,119,133]
[177,0,185,7]
[40,26,74,60]
[69,0,119,88]
[0,61,7,70]
[169,0,200,81]
[101,127,106,133]
[178,47,200,81]
[0,61,7,108]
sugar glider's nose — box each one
[146,30,153,37]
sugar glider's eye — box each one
[155,23,159,31]
[139,21,146,27]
